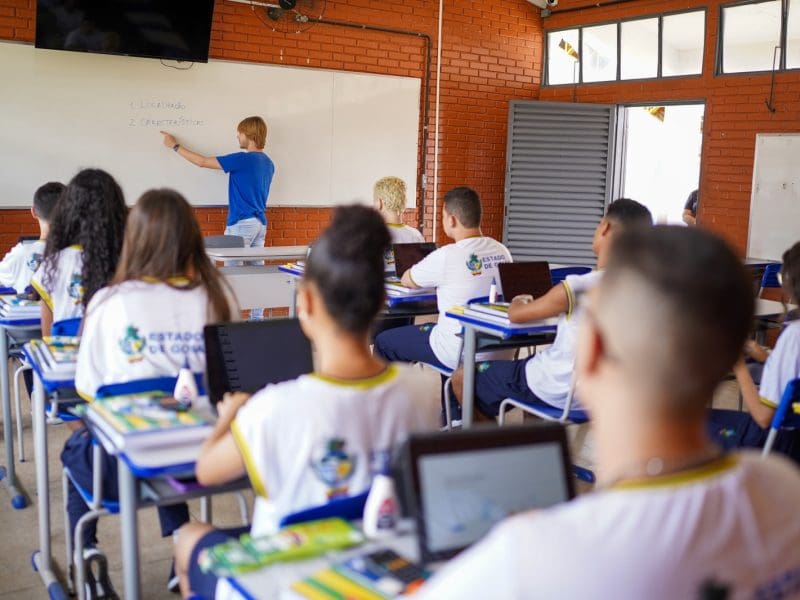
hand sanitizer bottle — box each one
[363,451,399,539]
[489,277,497,304]
[173,356,198,407]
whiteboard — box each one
[748,133,800,261]
[0,41,421,208]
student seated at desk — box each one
[0,181,63,294]
[64,189,236,595]
[708,241,800,463]
[451,199,652,421]
[174,205,440,599]
[373,175,424,273]
[31,168,128,336]
[373,186,512,372]
[417,226,800,599]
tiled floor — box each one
[0,364,743,598]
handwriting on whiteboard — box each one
[127,99,204,127]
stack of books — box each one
[0,296,40,319]
[293,548,431,599]
[384,277,435,298]
[284,261,306,273]
[463,301,513,324]
[85,393,213,451]
[28,336,80,378]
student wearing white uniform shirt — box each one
[64,189,236,596]
[708,240,800,463]
[174,205,440,599]
[0,181,63,294]
[372,176,424,273]
[374,186,512,371]
[450,199,652,421]
[418,227,800,600]
[31,169,127,336]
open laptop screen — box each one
[204,319,313,405]
[404,424,573,563]
[392,243,437,279]
[498,261,552,301]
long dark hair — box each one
[304,205,390,334]
[42,169,127,307]
[112,189,233,322]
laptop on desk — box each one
[498,261,553,302]
[400,423,574,563]
[393,243,437,279]
[204,318,314,406]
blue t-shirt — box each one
[216,151,275,226]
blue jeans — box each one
[225,217,267,319]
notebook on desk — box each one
[392,242,437,278]
[204,318,314,406]
[400,423,574,563]
[498,261,553,301]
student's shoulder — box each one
[737,450,800,492]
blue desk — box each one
[445,310,558,429]
[0,316,40,510]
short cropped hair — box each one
[605,198,653,228]
[237,116,267,149]
[33,182,65,221]
[781,241,800,305]
[374,177,408,213]
[599,226,753,414]
[444,186,481,228]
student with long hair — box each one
[64,189,236,595]
[173,205,439,599]
[31,168,127,335]
[709,241,800,463]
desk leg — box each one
[461,326,477,429]
[0,329,26,508]
[119,458,141,600]
[287,277,297,318]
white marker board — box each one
[0,41,421,208]
[748,133,800,261]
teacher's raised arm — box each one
[160,131,221,170]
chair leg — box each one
[200,496,212,524]
[13,364,27,462]
[62,470,75,595]
[235,492,250,526]
[443,376,452,431]
[74,509,109,600]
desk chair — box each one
[204,235,245,249]
[551,266,592,285]
[278,490,370,527]
[762,378,800,456]
[759,263,782,297]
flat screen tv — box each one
[35,1,216,63]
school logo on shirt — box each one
[466,253,483,276]
[68,272,84,305]
[310,438,356,500]
[384,249,395,265]
[119,326,146,363]
[26,253,42,272]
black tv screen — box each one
[35,1,216,63]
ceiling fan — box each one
[229,0,326,34]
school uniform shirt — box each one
[409,237,512,369]
[30,245,85,324]
[216,151,275,227]
[0,239,45,293]
[757,319,800,409]
[75,279,213,400]
[231,364,440,537]
[525,270,603,409]
[416,452,800,600]
[384,223,425,273]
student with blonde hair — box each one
[373,176,424,273]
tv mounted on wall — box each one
[35,1,216,63]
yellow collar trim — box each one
[140,276,192,287]
[610,454,739,491]
[68,244,83,250]
[310,364,398,389]
[386,223,406,229]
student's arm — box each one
[400,268,419,289]
[402,248,445,290]
[40,302,53,337]
[733,359,774,429]
[507,283,569,324]
[195,392,249,486]
[160,131,222,170]
[682,209,696,226]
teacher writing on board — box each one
[160,116,275,250]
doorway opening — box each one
[620,103,705,225]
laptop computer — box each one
[392,243,437,279]
[400,423,574,563]
[498,261,553,302]
[204,318,314,405]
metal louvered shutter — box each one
[503,101,618,267]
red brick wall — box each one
[0,0,542,253]
[541,0,800,255]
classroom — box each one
[1,0,800,598]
